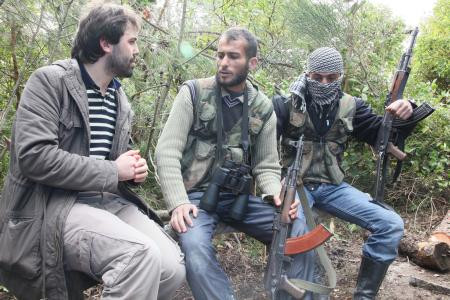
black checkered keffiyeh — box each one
[307,47,344,74]
[306,47,344,105]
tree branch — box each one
[141,15,170,35]
[180,37,219,66]
[177,0,188,53]
[0,4,45,137]
[47,0,75,62]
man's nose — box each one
[134,44,139,56]
[219,56,229,67]
[321,78,329,84]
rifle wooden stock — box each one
[285,224,333,255]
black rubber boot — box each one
[353,256,390,300]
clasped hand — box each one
[115,150,148,182]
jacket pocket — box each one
[0,176,42,280]
[182,140,215,191]
[0,213,42,279]
[324,142,345,184]
[290,111,306,127]
[58,109,83,151]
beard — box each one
[107,47,135,78]
[215,66,249,88]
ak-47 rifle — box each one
[373,27,434,210]
[265,135,335,299]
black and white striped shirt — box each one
[87,87,117,159]
[79,62,120,160]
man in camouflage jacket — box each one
[274,47,415,300]
[155,28,304,300]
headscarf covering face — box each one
[306,47,344,105]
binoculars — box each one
[199,160,252,220]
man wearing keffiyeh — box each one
[274,47,416,299]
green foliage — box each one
[412,0,450,93]
[0,0,447,211]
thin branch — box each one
[259,58,296,69]
[9,20,21,105]
[180,37,219,66]
[267,0,278,27]
[155,0,169,31]
[145,0,188,161]
[47,0,75,62]
[177,0,188,54]
[141,15,170,35]
[0,4,45,137]
[130,84,168,101]
[201,52,215,60]
[185,30,221,36]
[355,50,380,97]
[248,74,266,89]
[144,73,173,161]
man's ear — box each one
[99,37,113,54]
[248,57,258,71]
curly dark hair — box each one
[71,3,140,63]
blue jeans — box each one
[178,192,313,300]
[294,182,404,299]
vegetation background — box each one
[0,0,448,297]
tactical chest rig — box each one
[181,77,272,220]
[281,93,356,185]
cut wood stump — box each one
[399,210,450,272]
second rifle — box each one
[265,134,335,299]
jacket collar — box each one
[51,59,131,156]
[211,76,259,105]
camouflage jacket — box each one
[155,77,282,211]
[277,93,356,185]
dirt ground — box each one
[0,209,448,300]
[172,209,450,300]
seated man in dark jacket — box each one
[0,3,184,299]
[274,47,414,300]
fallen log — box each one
[399,210,450,272]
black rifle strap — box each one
[241,87,250,164]
[391,103,434,183]
[215,84,224,165]
[184,79,199,132]
[272,94,290,139]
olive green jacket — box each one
[155,77,282,212]
[280,93,356,184]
